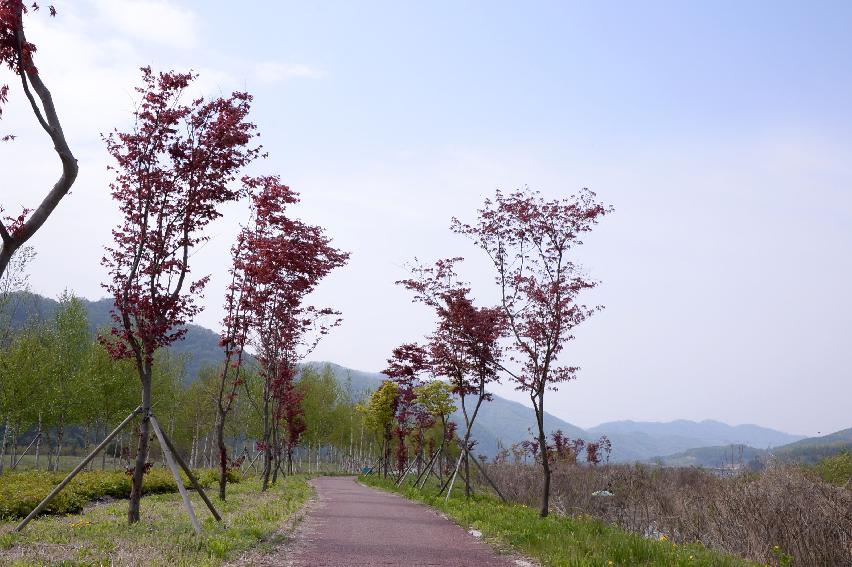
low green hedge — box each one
[195,467,242,487]
[0,467,240,520]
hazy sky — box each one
[3,1,850,436]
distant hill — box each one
[3,293,588,457]
[4,291,224,381]
[590,419,804,448]
[588,419,805,462]
[652,427,852,467]
[773,427,852,463]
[651,444,768,468]
[5,291,823,462]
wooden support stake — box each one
[15,407,141,532]
[439,451,464,501]
[465,447,507,503]
[11,432,41,470]
[426,461,443,485]
[414,447,441,489]
[150,414,201,535]
[395,457,418,487]
[151,415,221,523]
[244,450,261,472]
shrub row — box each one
[0,467,240,520]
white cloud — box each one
[92,0,200,50]
[251,62,326,83]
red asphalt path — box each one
[287,476,518,567]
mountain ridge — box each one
[650,427,852,467]
[587,418,805,461]
[4,291,815,461]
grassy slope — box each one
[0,475,311,567]
[360,475,756,567]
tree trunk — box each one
[83,425,92,471]
[101,424,108,470]
[46,431,54,471]
[128,364,152,524]
[34,413,42,470]
[190,420,199,468]
[11,425,18,468]
[0,414,8,475]
[53,417,64,472]
[215,409,228,500]
[203,432,211,468]
[383,434,391,478]
[270,419,280,486]
[463,439,472,498]
[114,432,123,468]
[260,393,272,491]
[535,390,551,518]
[0,13,79,283]
[459,393,484,499]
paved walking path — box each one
[287,476,520,567]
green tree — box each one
[415,381,456,452]
[45,292,91,470]
[299,366,342,472]
[0,323,48,472]
[81,340,137,468]
[361,380,399,477]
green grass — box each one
[361,475,756,567]
[0,475,312,566]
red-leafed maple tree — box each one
[236,176,349,490]
[383,343,429,473]
[0,1,77,277]
[278,371,306,475]
[452,187,612,517]
[102,68,260,523]
[213,229,252,500]
[398,258,504,497]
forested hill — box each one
[4,291,223,381]
[651,427,852,467]
[3,292,587,457]
[589,419,804,448]
[4,291,815,461]
[586,419,806,462]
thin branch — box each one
[14,27,50,134]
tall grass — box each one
[483,461,851,566]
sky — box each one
[2,1,851,436]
